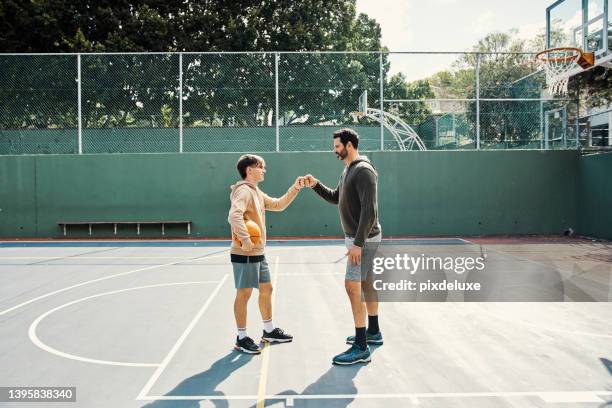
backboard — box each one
[546,0,612,75]
[358,90,368,113]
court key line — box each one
[136,274,229,399]
[0,249,228,318]
[28,281,220,367]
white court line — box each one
[28,281,218,367]
[136,274,229,399]
[137,390,612,403]
[0,256,226,259]
[256,256,280,408]
[0,251,228,318]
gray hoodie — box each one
[312,156,381,247]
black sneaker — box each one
[234,336,261,354]
[262,327,293,343]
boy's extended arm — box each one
[262,184,300,211]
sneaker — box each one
[332,344,371,365]
[262,327,293,343]
[234,336,261,354]
[346,331,383,345]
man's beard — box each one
[335,147,348,160]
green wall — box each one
[0,126,399,155]
[0,150,581,239]
[577,152,612,240]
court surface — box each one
[0,237,611,408]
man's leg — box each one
[345,280,367,328]
[331,278,371,365]
[362,280,381,336]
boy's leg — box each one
[232,261,261,354]
[258,282,272,321]
[234,288,253,329]
[257,259,293,343]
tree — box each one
[384,73,433,125]
[0,1,384,129]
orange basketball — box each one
[232,220,262,246]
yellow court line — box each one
[256,255,280,408]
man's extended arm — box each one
[308,174,340,205]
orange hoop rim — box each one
[535,47,583,63]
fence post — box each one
[379,52,384,151]
[77,54,82,154]
[275,52,280,152]
[476,53,481,150]
[179,53,183,153]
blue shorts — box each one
[232,257,271,289]
[345,233,382,281]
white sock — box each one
[237,328,247,340]
[263,319,274,333]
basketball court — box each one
[0,237,611,407]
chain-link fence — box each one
[0,51,593,155]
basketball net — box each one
[535,47,582,96]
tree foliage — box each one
[0,0,386,128]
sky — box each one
[356,0,556,81]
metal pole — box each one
[77,54,82,154]
[539,100,544,149]
[604,0,609,53]
[179,53,183,153]
[476,53,481,150]
[275,53,280,152]
[379,52,384,151]
[575,95,579,147]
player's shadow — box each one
[141,350,254,408]
[256,345,380,408]
[600,358,612,407]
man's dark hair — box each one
[236,154,264,179]
[333,128,359,149]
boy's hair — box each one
[333,128,359,149]
[236,154,264,179]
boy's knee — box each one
[235,288,253,301]
[259,284,273,296]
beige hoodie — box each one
[228,180,299,256]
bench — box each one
[57,221,192,236]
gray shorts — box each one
[232,258,271,289]
[345,233,382,281]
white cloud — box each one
[473,11,496,34]
[355,0,553,81]
[356,0,415,50]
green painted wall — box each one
[576,152,612,240]
[0,126,399,155]
[0,150,580,239]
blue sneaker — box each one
[332,344,371,365]
[346,331,383,345]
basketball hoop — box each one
[535,47,594,95]
[349,111,365,121]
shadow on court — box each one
[254,346,380,408]
[601,358,612,408]
[142,350,255,408]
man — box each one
[228,154,306,354]
[304,128,382,365]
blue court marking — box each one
[0,238,467,248]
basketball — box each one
[232,220,262,246]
